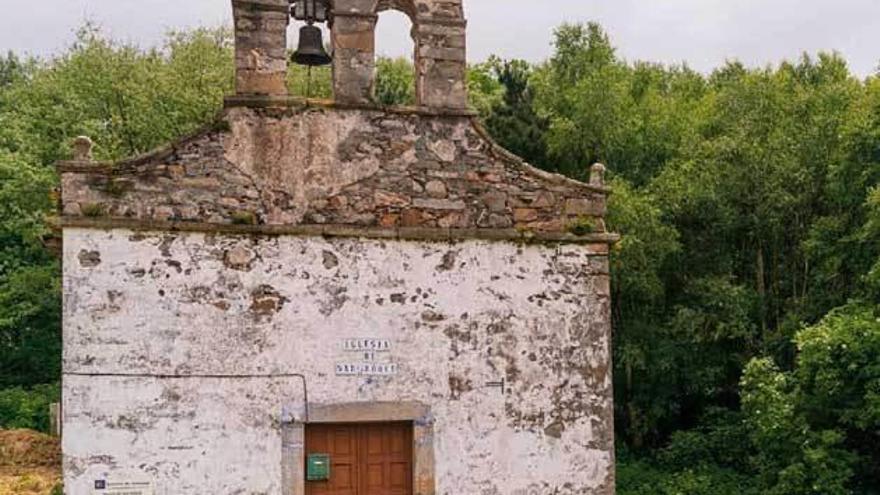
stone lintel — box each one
[222,95,479,117]
[308,401,431,424]
[231,0,291,13]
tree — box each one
[739,301,880,494]
[374,56,415,106]
[795,303,880,489]
[0,264,61,388]
[480,57,550,168]
[0,51,27,88]
[0,26,236,395]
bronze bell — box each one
[292,25,332,67]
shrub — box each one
[0,383,60,432]
[618,451,758,495]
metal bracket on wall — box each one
[485,378,506,395]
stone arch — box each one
[330,0,468,109]
[375,0,417,20]
[373,4,418,105]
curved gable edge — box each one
[57,103,617,246]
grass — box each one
[0,430,61,495]
[0,467,61,495]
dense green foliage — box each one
[521,23,880,494]
[0,383,60,432]
[0,21,878,493]
[374,57,416,106]
[476,57,549,168]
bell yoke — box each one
[291,0,333,67]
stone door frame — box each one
[282,402,435,495]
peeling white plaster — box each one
[63,228,613,494]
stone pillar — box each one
[330,12,377,104]
[413,416,437,495]
[232,0,290,96]
[414,18,468,109]
[281,421,305,495]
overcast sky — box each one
[1,0,878,77]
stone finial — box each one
[72,136,94,161]
[590,163,607,187]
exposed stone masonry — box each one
[59,101,612,241]
[233,0,290,95]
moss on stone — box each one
[80,203,106,218]
[231,211,257,225]
[567,216,596,236]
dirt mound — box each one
[0,467,61,495]
[0,430,61,468]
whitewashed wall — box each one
[62,228,613,494]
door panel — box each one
[305,422,413,495]
[390,462,408,487]
[359,423,412,495]
[305,425,359,495]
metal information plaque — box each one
[92,479,154,495]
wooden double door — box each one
[305,422,413,495]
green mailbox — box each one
[306,453,331,481]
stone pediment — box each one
[59,99,614,244]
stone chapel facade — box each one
[58,1,617,493]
